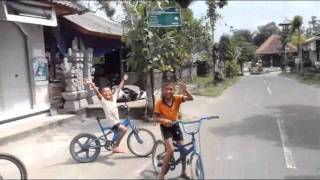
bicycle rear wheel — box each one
[69,133,101,163]
[0,153,27,180]
[151,140,166,174]
[127,128,156,157]
[190,153,205,180]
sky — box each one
[189,1,320,41]
[91,1,320,42]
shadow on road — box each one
[111,155,149,160]
[210,104,320,150]
[139,170,156,179]
[46,152,117,168]
[285,175,320,179]
[139,169,188,180]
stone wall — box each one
[61,38,92,112]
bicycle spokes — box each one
[0,157,25,179]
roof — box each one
[304,36,320,44]
[63,13,123,38]
[256,34,297,55]
[50,0,87,12]
[39,0,88,16]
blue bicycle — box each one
[69,105,156,163]
[152,116,219,179]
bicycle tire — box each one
[190,153,205,180]
[0,153,27,180]
[69,133,101,163]
[151,140,166,174]
[127,128,156,157]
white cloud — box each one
[190,1,320,42]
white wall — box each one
[0,21,49,122]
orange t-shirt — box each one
[154,95,184,122]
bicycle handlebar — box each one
[171,115,220,126]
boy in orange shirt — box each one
[154,81,194,179]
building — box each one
[256,34,297,67]
[0,0,86,123]
[302,36,320,69]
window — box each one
[0,0,57,26]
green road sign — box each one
[148,8,182,28]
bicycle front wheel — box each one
[190,153,205,180]
[69,133,101,163]
[151,140,166,174]
[127,128,156,157]
[0,153,27,180]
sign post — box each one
[148,8,182,28]
[145,8,181,121]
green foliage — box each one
[116,0,211,75]
[218,34,232,61]
[233,29,253,43]
[290,32,307,46]
[306,16,320,37]
[253,22,280,46]
[291,15,303,34]
[192,75,241,97]
[206,0,228,40]
[225,59,240,77]
[217,34,241,77]
[230,32,257,63]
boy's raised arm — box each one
[84,79,103,100]
[178,80,194,101]
[118,74,128,90]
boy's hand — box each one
[123,74,128,81]
[163,119,173,127]
[83,78,93,85]
[177,80,187,92]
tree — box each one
[231,33,257,74]
[233,29,253,43]
[306,16,320,37]
[290,32,307,46]
[206,0,228,83]
[218,34,240,78]
[95,0,200,120]
[253,22,280,46]
[291,15,303,74]
[218,34,232,62]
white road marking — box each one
[226,155,233,160]
[276,118,297,169]
[266,86,272,95]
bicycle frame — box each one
[171,132,198,167]
[85,117,143,149]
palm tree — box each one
[291,15,303,74]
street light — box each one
[279,18,291,72]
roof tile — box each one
[256,34,297,55]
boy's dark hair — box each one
[161,81,176,102]
[99,86,112,93]
[161,81,175,89]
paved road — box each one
[1,72,320,179]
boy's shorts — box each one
[112,123,121,130]
[160,123,184,141]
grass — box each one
[187,76,213,86]
[190,76,242,97]
[280,72,320,86]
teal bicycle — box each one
[152,116,219,179]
